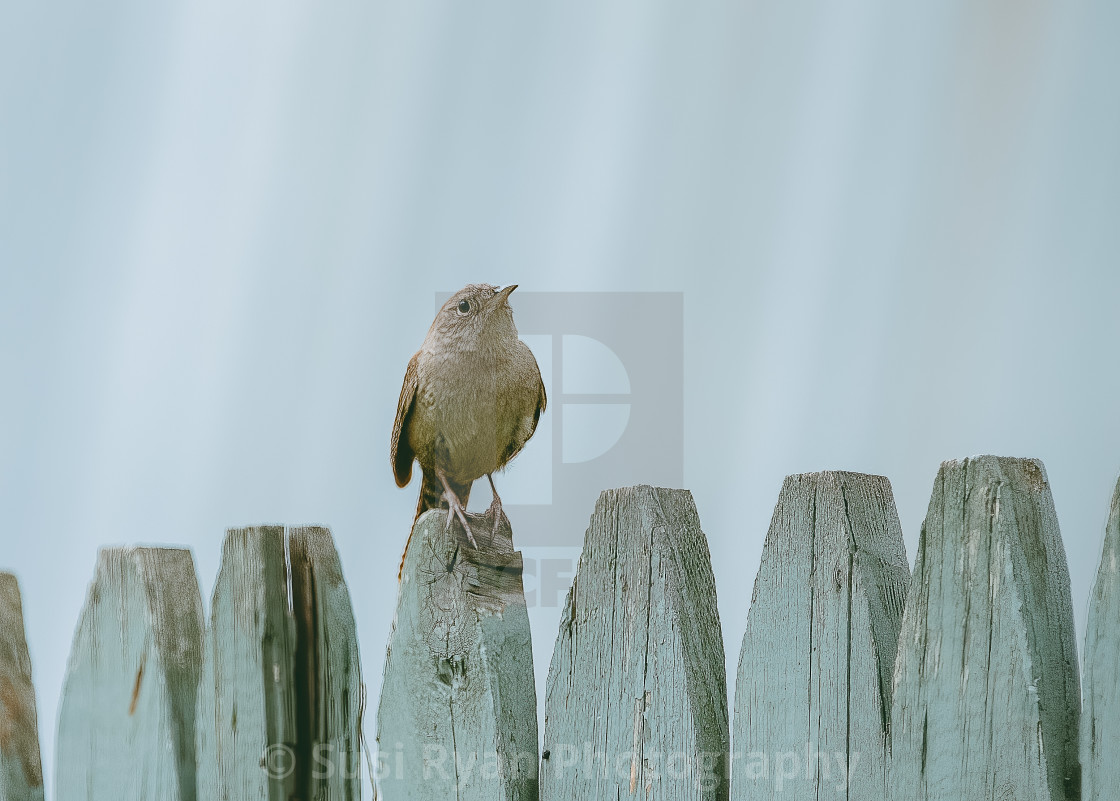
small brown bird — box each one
[391,284,546,575]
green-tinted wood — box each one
[377,506,538,801]
[0,574,44,801]
[890,456,1080,801]
[732,472,911,800]
[289,526,364,800]
[196,525,361,801]
[1082,475,1120,801]
[540,486,728,801]
[196,527,292,801]
[55,548,203,801]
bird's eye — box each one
[457,299,471,315]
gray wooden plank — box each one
[196,527,292,801]
[377,505,538,801]
[890,456,1080,801]
[196,525,362,801]
[1082,474,1120,801]
[539,486,728,801]
[55,547,203,801]
[731,471,911,800]
[289,526,364,800]
[0,573,45,801]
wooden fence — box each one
[0,455,1117,800]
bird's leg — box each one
[437,468,478,548]
[486,473,504,541]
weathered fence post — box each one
[890,456,1081,801]
[377,506,538,801]
[1082,474,1120,801]
[539,486,728,801]
[55,548,203,801]
[196,525,362,801]
[731,471,911,799]
[0,574,44,801]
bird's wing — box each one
[534,366,547,426]
[501,346,548,466]
[523,354,547,443]
[391,352,420,487]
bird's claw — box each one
[485,474,505,544]
[484,498,503,544]
[441,491,478,548]
[437,469,479,548]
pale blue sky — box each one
[2,1,1119,797]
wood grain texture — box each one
[732,471,911,800]
[1082,475,1120,801]
[196,525,362,801]
[539,486,728,801]
[289,526,365,801]
[0,574,44,801]
[55,548,203,801]
[377,506,537,801]
[890,456,1080,801]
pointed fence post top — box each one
[0,572,45,800]
[542,484,728,801]
[1082,474,1120,801]
[379,505,539,801]
[733,470,910,800]
[891,455,1080,801]
[55,547,204,801]
[196,524,362,801]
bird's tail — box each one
[398,469,472,579]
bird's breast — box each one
[409,347,534,482]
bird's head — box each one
[428,283,519,350]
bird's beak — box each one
[497,284,517,304]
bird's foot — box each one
[441,493,478,548]
[485,474,505,543]
[437,470,478,548]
